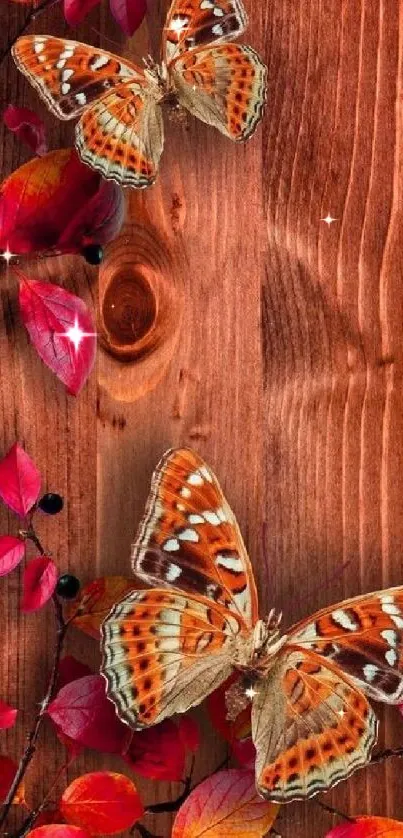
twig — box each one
[371,746,403,765]
[316,800,355,823]
[0,0,59,66]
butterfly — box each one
[101,447,403,802]
[12,0,267,190]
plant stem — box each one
[0,0,59,66]
[316,800,355,823]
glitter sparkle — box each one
[169,16,188,32]
[322,214,338,226]
[60,316,97,352]
[245,685,258,700]
[1,247,15,265]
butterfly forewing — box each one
[252,648,377,803]
[101,588,239,727]
[163,0,248,64]
[131,448,259,627]
[12,36,143,120]
[172,44,267,141]
[290,586,403,704]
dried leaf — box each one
[21,556,58,612]
[326,818,403,837]
[0,535,25,576]
[172,769,279,838]
[60,771,144,835]
[109,0,147,34]
[3,105,47,156]
[0,755,25,805]
[67,576,142,639]
[19,277,96,396]
[0,442,41,517]
[0,700,18,730]
[48,675,131,754]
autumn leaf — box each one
[0,535,25,576]
[21,556,58,612]
[3,106,47,156]
[0,442,41,517]
[231,735,256,768]
[0,148,124,257]
[177,715,201,754]
[125,719,188,782]
[48,675,131,754]
[326,818,403,837]
[60,772,144,835]
[63,0,100,25]
[0,700,18,730]
[28,827,92,838]
[58,656,93,690]
[172,769,279,838]
[0,755,25,805]
[109,0,147,35]
[19,277,96,396]
[66,576,143,639]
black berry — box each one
[38,493,64,515]
[56,574,80,599]
[82,244,104,265]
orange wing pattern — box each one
[163,0,248,64]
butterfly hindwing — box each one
[290,586,403,704]
[172,43,267,141]
[101,588,240,727]
[163,0,248,64]
[252,647,377,802]
[12,36,143,120]
[131,448,259,627]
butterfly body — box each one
[101,448,403,802]
[12,0,267,188]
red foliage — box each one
[28,827,92,838]
[109,0,147,34]
[57,657,92,691]
[0,442,41,517]
[124,719,192,782]
[3,106,47,156]
[0,535,25,576]
[0,700,18,730]
[60,772,144,835]
[21,556,58,612]
[0,755,25,804]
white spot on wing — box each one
[34,41,45,54]
[386,648,398,667]
[331,609,358,631]
[178,528,199,543]
[216,554,243,571]
[188,514,205,525]
[165,563,182,582]
[203,511,221,526]
[200,465,213,482]
[62,69,74,82]
[164,538,180,552]
[60,48,75,60]
[61,83,71,95]
[364,663,379,683]
[90,54,110,71]
[187,471,204,486]
[212,23,224,36]
[381,629,398,646]
[75,93,87,106]
[180,487,191,498]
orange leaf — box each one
[60,771,144,835]
[66,577,143,639]
[326,818,403,837]
[172,769,279,837]
[28,827,92,838]
[0,756,25,805]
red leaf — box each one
[124,720,186,781]
[177,716,200,753]
[31,809,64,827]
[63,0,100,25]
[48,675,131,754]
[60,772,144,835]
[326,818,403,837]
[172,769,279,838]
[0,443,41,517]
[0,148,124,256]
[109,0,147,35]
[28,828,92,838]
[0,755,25,804]
[19,278,96,396]
[3,106,47,156]
[58,656,93,690]
[231,735,256,768]
[21,556,58,612]
[0,700,18,730]
[0,535,25,576]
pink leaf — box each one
[0,442,41,517]
[19,278,96,396]
[0,701,18,730]
[63,0,100,25]
[109,0,147,35]
[124,719,186,781]
[21,556,58,612]
[3,106,47,156]
[47,675,132,754]
[0,536,25,576]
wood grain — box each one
[1,0,403,836]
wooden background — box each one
[1,0,403,835]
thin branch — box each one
[0,0,59,66]
[316,800,355,823]
[131,826,162,838]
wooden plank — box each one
[1,0,403,836]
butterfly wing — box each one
[163,0,248,63]
[290,586,403,704]
[171,44,267,141]
[102,588,241,727]
[252,647,377,802]
[75,83,164,188]
[131,448,259,627]
[12,36,143,120]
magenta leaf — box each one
[63,0,100,25]
[0,536,25,576]
[19,278,96,396]
[21,556,58,612]
[3,105,47,156]
[0,701,18,730]
[109,0,147,35]
[0,442,41,517]
[48,675,132,754]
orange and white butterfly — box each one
[12,0,267,189]
[101,448,403,802]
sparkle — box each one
[1,247,15,265]
[337,708,345,717]
[169,16,188,32]
[59,316,97,353]
[322,213,338,226]
[245,685,257,700]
